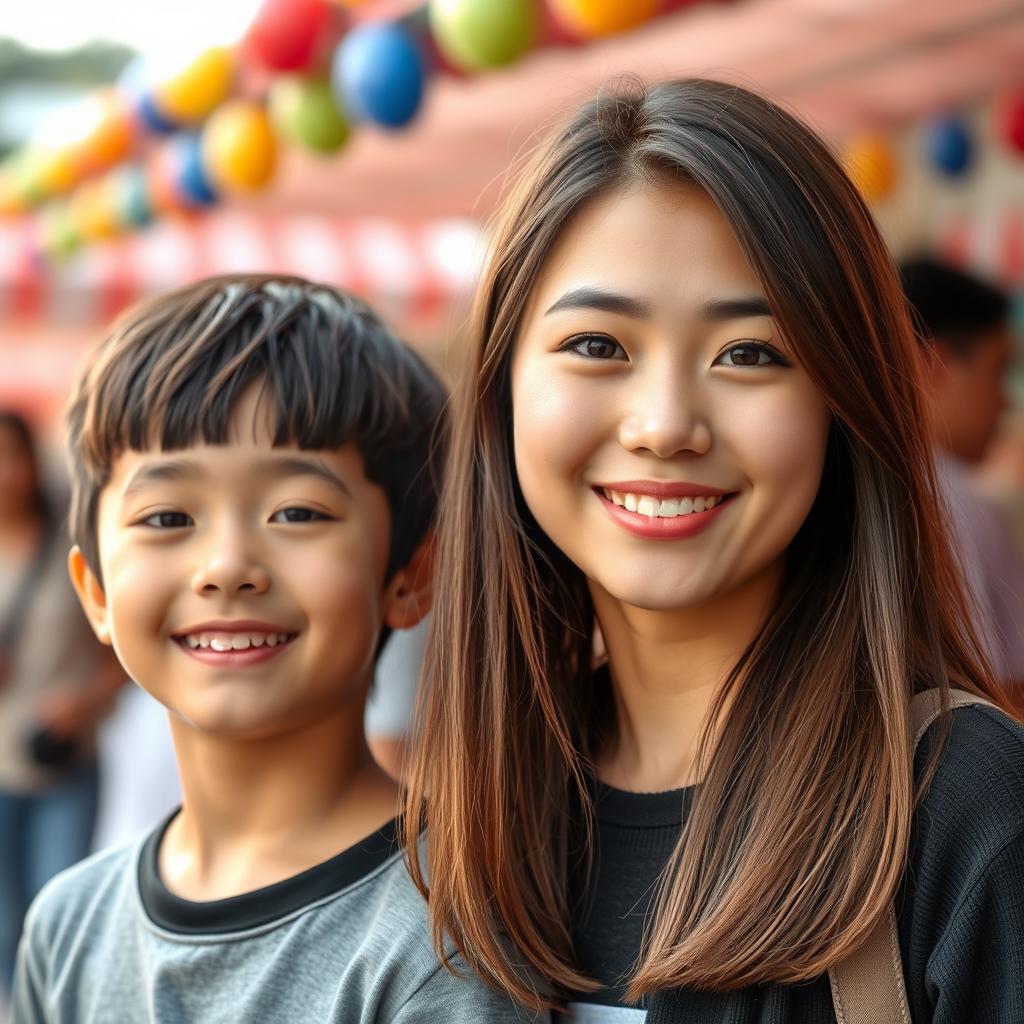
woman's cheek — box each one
[513,367,607,495]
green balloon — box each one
[430,0,536,73]
[269,76,351,155]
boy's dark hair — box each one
[900,257,1009,358]
[67,274,447,582]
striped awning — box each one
[0,211,488,330]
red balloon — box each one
[246,0,335,72]
[998,93,1024,156]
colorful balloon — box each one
[111,165,154,227]
[148,147,193,216]
[429,0,535,72]
[997,93,1024,157]
[137,92,181,135]
[270,75,351,154]
[73,91,137,177]
[547,0,659,38]
[843,132,897,204]
[201,102,278,191]
[925,115,973,179]
[37,203,81,260]
[153,47,235,124]
[68,178,121,241]
[332,23,425,129]
[246,0,335,72]
[175,135,219,207]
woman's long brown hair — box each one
[403,78,1013,1009]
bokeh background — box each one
[1,0,1022,434]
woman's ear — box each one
[382,532,435,631]
[68,546,113,645]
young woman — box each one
[403,79,1024,1023]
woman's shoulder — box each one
[899,702,1024,1021]
[909,701,1024,888]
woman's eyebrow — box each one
[700,296,772,320]
[544,287,651,319]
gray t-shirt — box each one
[13,817,543,1023]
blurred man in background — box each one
[902,258,1024,690]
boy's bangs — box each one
[84,280,428,473]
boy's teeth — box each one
[604,489,725,519]
[183,632,292,651]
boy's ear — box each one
[382,531,435,631]
[68,546,113,646]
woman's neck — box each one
[593,561,781,793]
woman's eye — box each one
[142,511,192,529]
[272,507,328,524]
[716,342,786,368]
[562,334,626,361]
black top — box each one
[567,705,1024,1023]
[138,814,400,935]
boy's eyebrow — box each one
[121,455,351,497]
[122,458,200,496]
[253,455,351,496]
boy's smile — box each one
[73,386,400,740]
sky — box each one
[4,0,264,60]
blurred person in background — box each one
[902,259,1024,691]
[0,411,123,999]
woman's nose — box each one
[617,371,712,458]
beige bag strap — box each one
[827,687,995,1024]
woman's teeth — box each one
[604,489,726,518]
[181,632,294,651]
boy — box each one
[13,275,537,1022]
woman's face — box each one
[511,182,832,612]
[0,424,37,521]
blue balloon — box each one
[925,116,973,178]
[332,23,425,130]
[117,165,154,227]
[138,92,180,135]
[176,135,219,207]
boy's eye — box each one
[142,511,193,529]
[714,342,788,368]
[271,507,329,524]
[560,333,627,361]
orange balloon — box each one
[844,133,898,203]
[72,91,137,177]
[548,0,659,37]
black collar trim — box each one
[138,811,400,935]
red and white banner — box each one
[0,211,488,330]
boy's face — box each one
[71,388,424,739]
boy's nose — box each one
[191,550,271,597]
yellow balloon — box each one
[28,146,79,197]
[154,47,235,123]
[844,133,898,203]
[68,178,121,241]
[0,168,27,216]
[202,102,278,192]
[549,0,659,37]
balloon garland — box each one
[4,0,1018,261]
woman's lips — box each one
[594,487,737,539]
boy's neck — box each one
[160,704,400,902]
